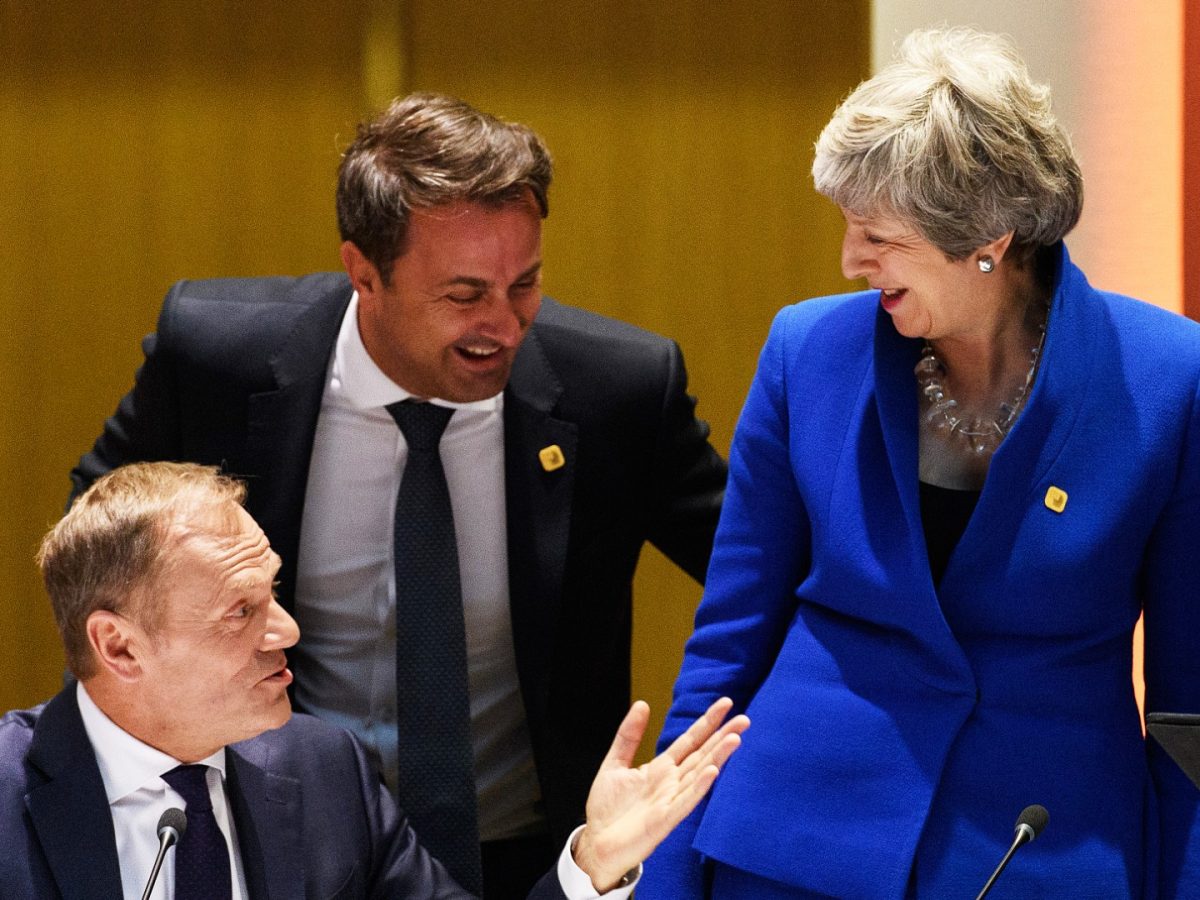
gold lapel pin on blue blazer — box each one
[1044,485,1068,513]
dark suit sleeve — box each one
[69,283,188,504]
[643,340,727,584]
[526,870,571,900]
[331,727,469,900]
[295,724,472,900]
[349,730,571,899]
[367,784,570,899]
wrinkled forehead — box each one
[165,502,279,589]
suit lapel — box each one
[872,306,926,574]
[226,741,305,900]
[942,245,1095,587]
[24,689,124,900]
[864,245,1095,675]
[504,324,578,713]
[241,282,352,612]
[868,307,974,681]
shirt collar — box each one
[333,291,502,414]
[76,681,227,805]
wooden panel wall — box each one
[0,0,869,736]
[0,0,375,709]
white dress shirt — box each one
[290,291,544,841]
[558,827,639,899]
[76,683,633,899]
[76,682,249,900]
[75,686,633,897]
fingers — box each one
[709,720,748,769]
[670,728,745,805]
[658,731,746,832]
[675,762,722,813]
[578,701,750,880]
[686,719,748,778]
[663,696,734,765]
[600,699,650,771]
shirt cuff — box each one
[557,825,641,900]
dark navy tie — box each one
[162,764,232,900]
[387,400,482,894]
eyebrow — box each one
[847,214,880,228]
[223,573,271,596]
[440,262,542,290]
[853,217,906,237]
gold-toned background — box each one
[0,0,868,747]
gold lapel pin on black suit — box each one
[538,444,565,472]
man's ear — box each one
[340,241,385,300]
[86,610,145,682]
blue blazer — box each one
[641,246,1200,898]
[0,688,568,899]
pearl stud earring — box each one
[978,256,995,273]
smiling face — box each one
[840,208,996,342]
[347,195,544,402]
[130,503,298,761]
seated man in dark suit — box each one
[1,462,746,899]
[70,91,727,899]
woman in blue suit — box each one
[641,28,1200,898]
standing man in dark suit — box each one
[3,462,747,899]
[70,93,727,897]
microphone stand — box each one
[142,808,186,900]
[975,833,1025,900]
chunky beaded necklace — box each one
[913,312,1048,456]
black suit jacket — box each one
[0,688,567,899]
[70,274,727,842]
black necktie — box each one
[162,764,232,900]
[387,400,482,894]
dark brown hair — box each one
[336,92,553,283]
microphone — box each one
[975,804,1048,900]
[141,807,187,900]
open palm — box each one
[572,697,749,891]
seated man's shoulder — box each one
[0,703,41,731]
[230,713,365,774]
[0,704,44,754]
[0,704,47,798]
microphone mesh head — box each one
[157,807,188,839]
[1016,804,1049,840]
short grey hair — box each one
[812,27,1083,261]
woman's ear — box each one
[976,230,1016,270]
